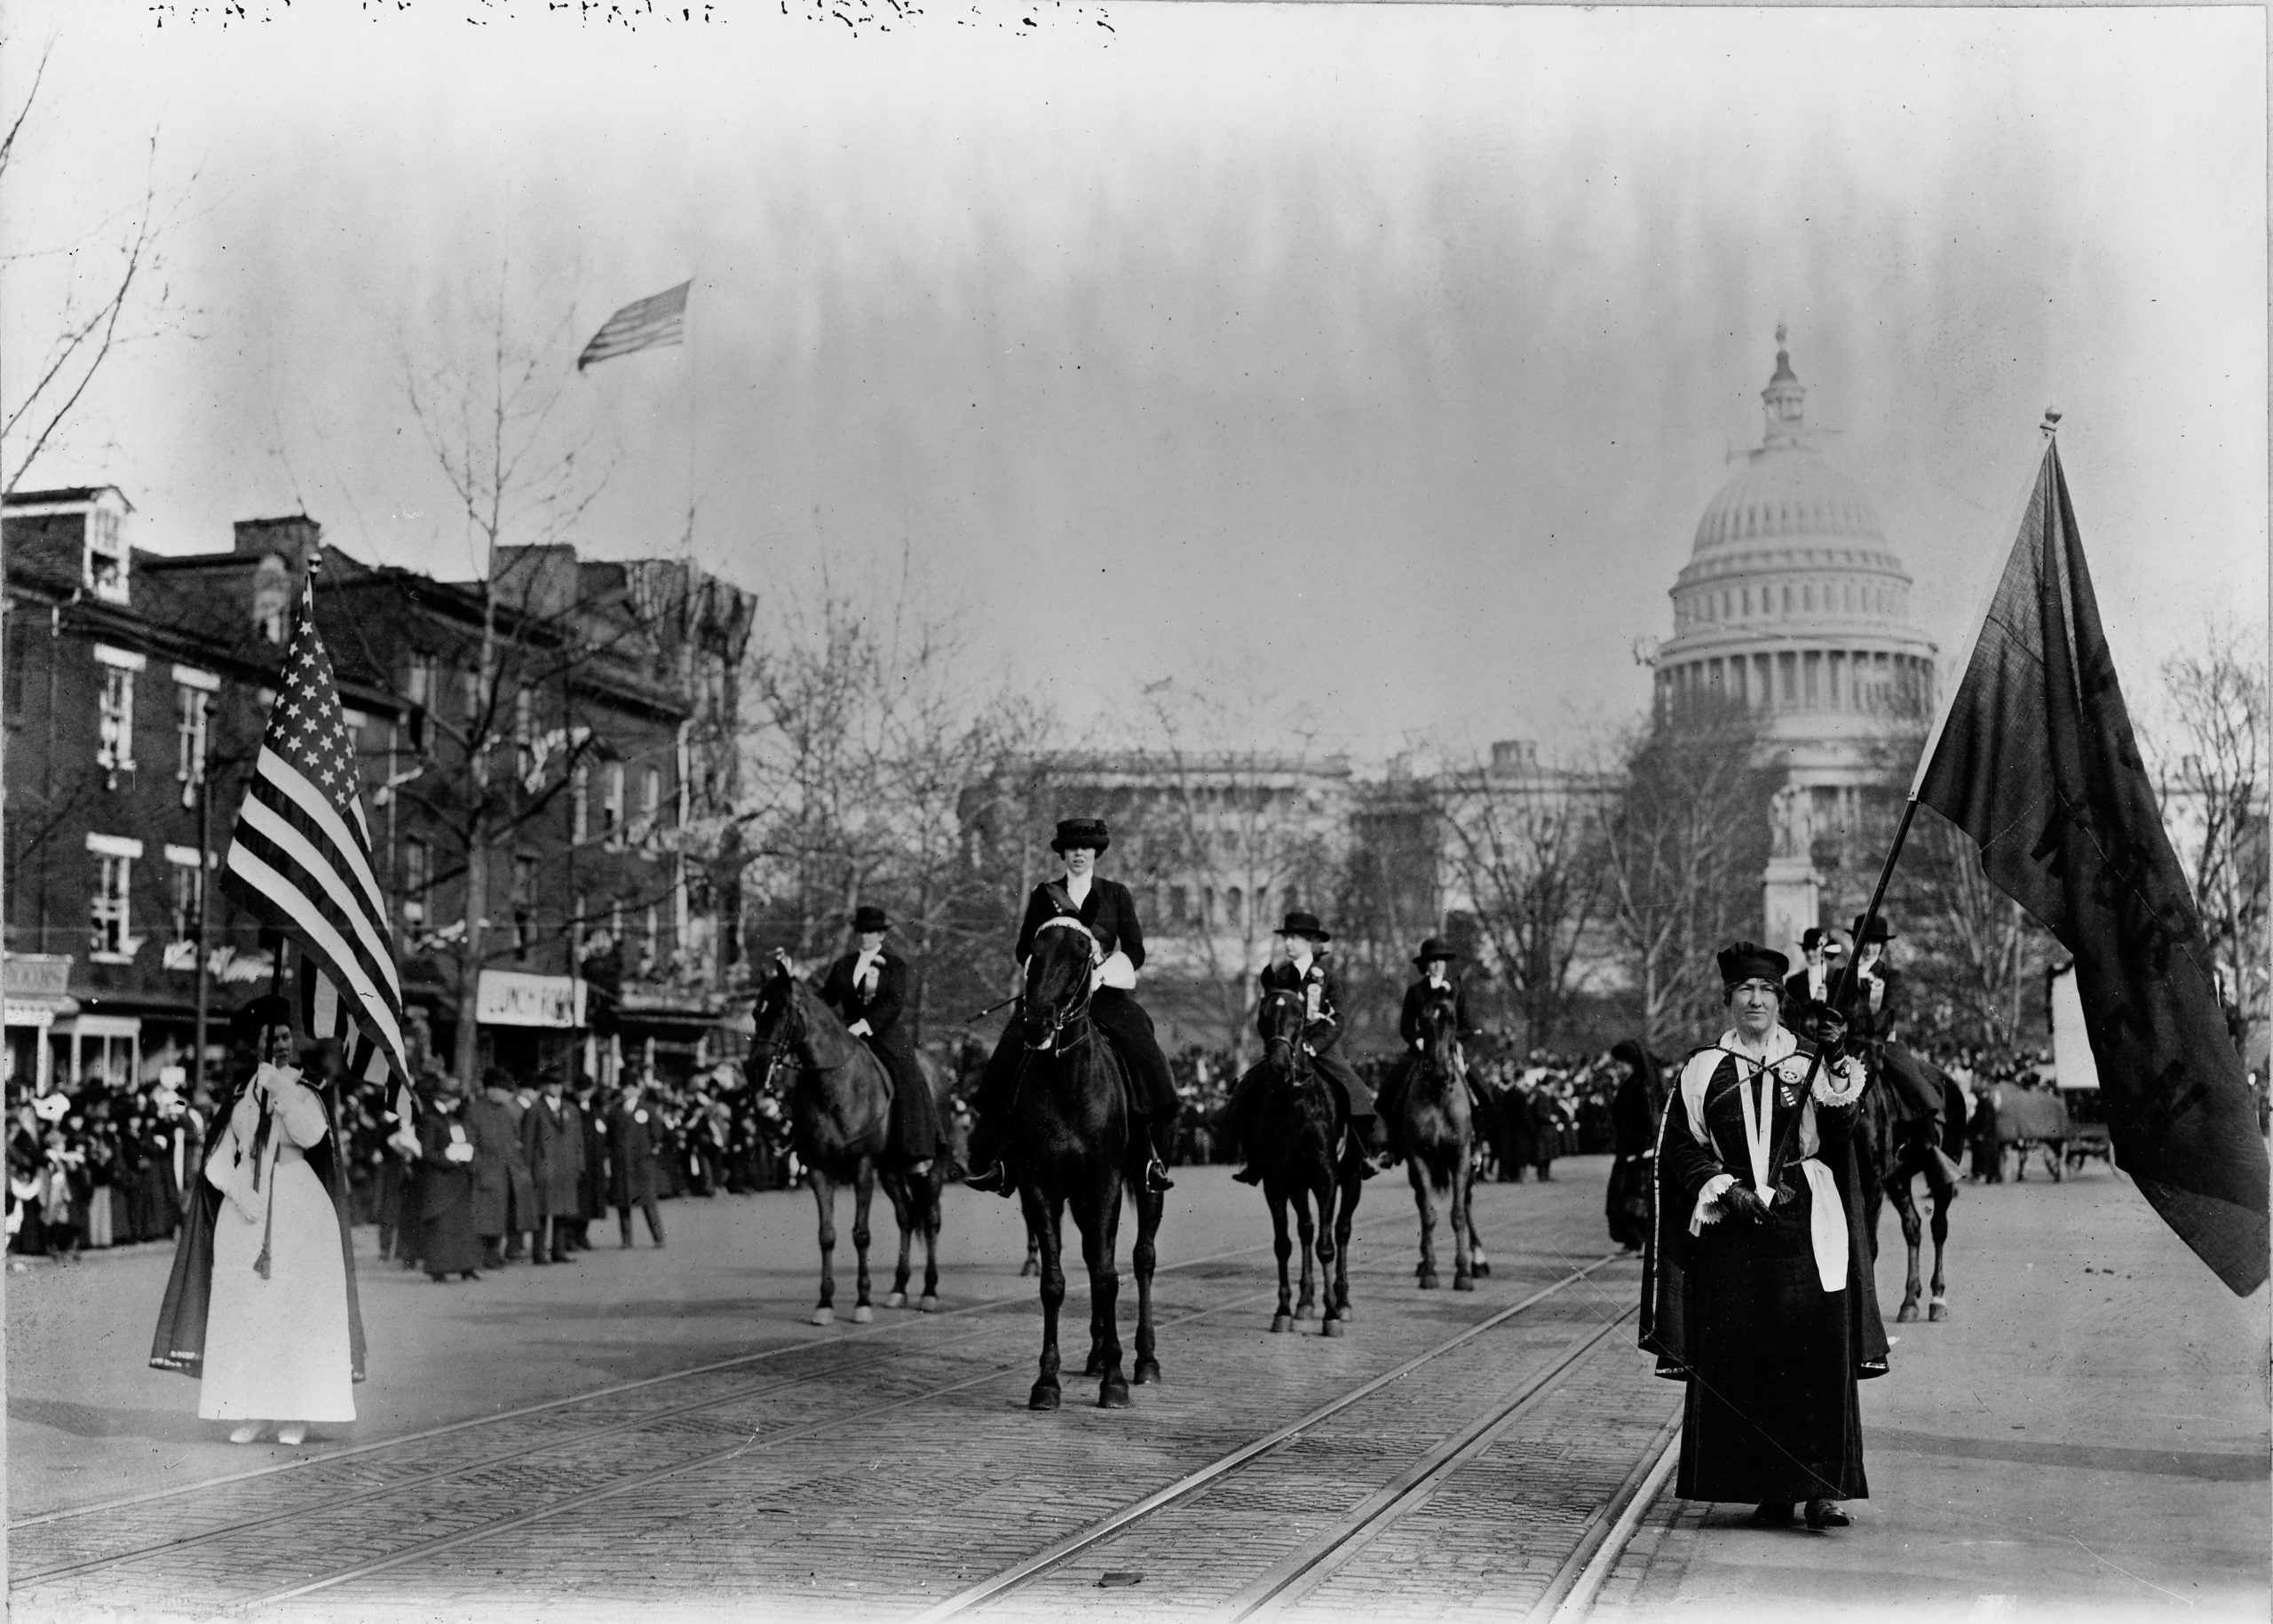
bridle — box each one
[750,968,809,1098]
[1023,916,1097,1056]
[1260,988,1316,1089]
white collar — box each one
[1288,948,1316,974]
[1062,871,1093,905]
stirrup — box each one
[964,1161,1015,1197]
[1144,1159,1176,1192]
[1232,1165,1264,1186]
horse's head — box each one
[1020,917,1097,1052]
[1256,986,1309,1073]
[747,952,807,1090]
[1415,986,1462,1073]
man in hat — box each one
[610,1069,668,1248]
[816,905,939,1174]
[465,1067,536,1269]
[1641,940,1885,1533]
[965,817,1180,1197]
[519,1063,586,1265]
[1785,927,1848,1010]
[1374,936,1481,1161]
[1228,911,1386,1184]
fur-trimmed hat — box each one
[1050,818,1110,854]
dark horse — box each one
[1239,986,1363,1335]
[1009,917,1165,1409]
[1384,986,1486,1290]
[747,955,946,1325]
[1858,1043,1966,1324]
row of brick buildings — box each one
[2,487,752,1100]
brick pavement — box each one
[12,1165,1676,1623]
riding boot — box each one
[1350,1113,1390,1177]
[1144,1117,1176,1193]
[962,1111,1016,1197]
[1924,1145,1963,1204]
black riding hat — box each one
[1278,911,1332,943]
[851,904,891,934]
[1851,914,1895,944]
[1716,939,1789,990]
[1413,936,1463,969]
[1050,818,1110,854]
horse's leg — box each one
[849,1158,876,1323]
[1132,1179,1161,1385]
[1333,1150,1358,1322]
[1450,1135,1476,1292]
[1315,1175,1343,1336]
[883,1173,914,1309]
[1021,1224,1041,1279]
[1268,1183,1295,1333]
[919,1168,943,1312]
[1893,1174,1926,1323]
[1027,1188,1063,1411]
[1293,1185,1318,1319]
[1411,1160,1439,1289]
[1081,1176,1129,1408]
[809,1170,837,1327]
[1927,1188,1952,1321]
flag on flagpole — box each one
[1913,437,2269,1295]
[576,281,690,371]
[302,951,416,1127]
[223,568,411,1097]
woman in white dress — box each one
[151,995,365,1446]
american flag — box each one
[575,281,689,371]
[223,569,410,1099]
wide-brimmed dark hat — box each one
[1278,911,1332,943]
[1412,936,1464,968]
[1716,940,1789,989]
[1050,818,1111,854]
[1799,927,1846,955]
[232,994,294,1044]
[851,904,891,934]
[1851,914,1895,944]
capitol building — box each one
[1653,330,1938,950]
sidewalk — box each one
[1593,1165,2271,1620]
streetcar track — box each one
[1229,1306,1643,1619]
[16,1204,1461,1588]
[910,1249,1634,1621]
[1540,1414,1683,1623]
[14,1208,1430,1535]
[237,1278,1308,1611]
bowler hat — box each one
[1278,911,1332,944]
[1716,939,1790,989]
[851,904,891,934]
[1412,936,1464,969]
[1800,926,1845,955]
[1851,914,1895,944]
[1050,818,1111,854]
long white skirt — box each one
[197,1157,356,1422]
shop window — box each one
[166,848,204,946]
[403,837,431,927]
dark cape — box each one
[149,1075,368,1383]
[1605,1041,1667,1249]
[1639,1034,1887,1505]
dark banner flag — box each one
[1914,440,2268,1294]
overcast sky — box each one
[4,2,2263,764]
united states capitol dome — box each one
[1652,329,1937,785]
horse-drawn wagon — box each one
[1991,1085,2109,1181]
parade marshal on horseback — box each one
[816,905,942,1178]
[1229,912,1390,1186]
[1641,940,1888,1534]
[964,818,1181,1198]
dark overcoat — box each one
[520,1094,586,1217]
[819,948,940,1162]
[417,1110,484,1274]
[1398,977,1477,1046]
[610,1098,664,1204]
[463,1095,535,1236]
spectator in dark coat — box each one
[519,1067,586,1265]
[610,1073,668,1248]
[1605,1040,1667,1250]
[416,1077,483,1282]
[466,1069,536,1269]
[573,1076,610,1249]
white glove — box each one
[446,1142,475,1163]
[1095,950,1138,991]
[849,1020,873,1038]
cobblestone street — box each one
[9,1158,2267,1621]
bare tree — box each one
[2154,619,2270,1059]
[1598,695,1778,1047]
[1431,743,1610,1050]
[385,279,615,1084]
[1,44,197,493]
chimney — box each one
[234,515,321,566]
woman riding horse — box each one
[965,819,1179,1197]
[1229,912,1387,1183]
[815,904,941,1176]
[1375,936,1478,1161]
